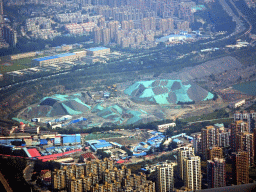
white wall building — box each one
[158,123,176,132]
[157,161,176,192]
[184,156,201,191]
[177,147,195,180]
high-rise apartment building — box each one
[122,20,129,30]
[69,177,83,192]
[0,0,3,27]
[176,21,190,32]
[81,0,92,6]
[51,169,66,190]
[121,20,134,31]
[156,161,175,192]
[2,25,17,47]
[135,33,144,44]
[108,20,119,40]
[234,110,256,132]
[141,17,151,32]
[121,37,130,48]
[201,125,219,159]
[116,30,124,45]
[102,27,110,45]
[192,133,201,155]
[208,147,223,160]
[159,19,168,32]
[177,146,194,180]
[183,156,201,191]
[128,20,134,30]
[93,26,102,44]
[167,18,174,31]
[207,158,226,188]
[236,132,254,166]
[230,120,249,151]
[232,151,249,185]
[98,17,106,28]
[219,129,231,147]
[149,17,156,31]
[179,1,195,23]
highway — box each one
[187,117,233,125]
[0,171,13,192]
[229,0,253,38]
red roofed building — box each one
[80,152,97,162]
[115,159,130,164]
[37,149,82,161]
[27,148,41,157]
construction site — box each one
[17,77,217,129]
[13,55,253,129]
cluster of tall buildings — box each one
[93,16,189,48]
[93,0,195,21]
[54,11,89,23]
[193,123,231,157]
[51,158,155,192]
[159,111,256,190]
[65,22,96,35]
[95,5,156,22]
[25,17,61,40]
[231,120,254,166]
[192,111,256,188]
[3,0,196,47]
[176,147,201,191]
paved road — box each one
[187,117,233,125]
[0,171,13,192]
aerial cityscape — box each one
[0,0,256,191]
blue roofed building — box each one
[156,34,194,43]
[85,139,113,152]
[172,139,183,144]
[32,53,78,66]
[86,47,110,56]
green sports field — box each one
[0,57,33,73]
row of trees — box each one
[57,119,174,134]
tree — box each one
[168,142,177,150]
[166,128,174,137]
[159,140,165,152]
[97,149,111,159]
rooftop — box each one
[87,47,109,52]
[33,53,76,62]
[81,152,97,160]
